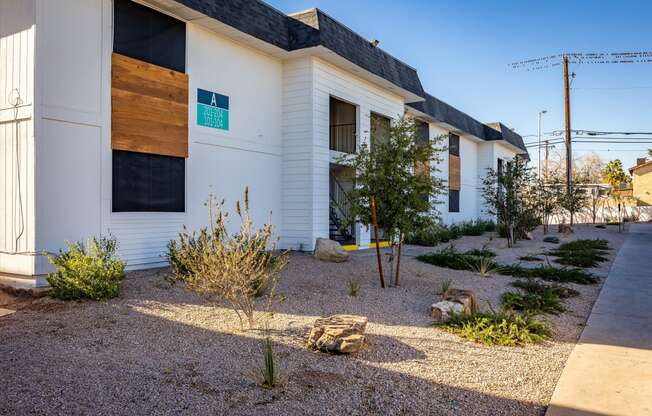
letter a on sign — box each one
[197,88,229,131]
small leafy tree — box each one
[535,175,563,234]
[169,188,288,330]
[560,185,589,226]
[481,157,534,247]
[341,116,446,286]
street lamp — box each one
[538,110,547,178]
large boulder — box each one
[307,315,367,354]
[314,238,349,263]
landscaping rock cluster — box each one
[313,238,349,263]
[307,314,367,354]
[431,288,478,322]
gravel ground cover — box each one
[0,224,625,415]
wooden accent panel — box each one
[111,53,188,158]
[449,155,461,190]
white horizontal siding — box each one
[0,0,36,275]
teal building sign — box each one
[197,88,229,130]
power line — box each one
[572,86,652,90]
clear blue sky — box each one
[269,0,652,170]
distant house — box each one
[629,158,652,206]
[1,0,527,287]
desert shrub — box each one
[405,219,495,247]
[258,337,278,389]
[170,189,289,330]
[511,279,579,299]
[497,264,598,285]
[417,246,474,271]
[418,246,598,284]
[549,239,609,268]
[466,255,498,277]
[437,278,453,295]
[347,278,361,297]
[46,236,125,301]
[465,248,496,258]
[439,309,551,346]
[417,246,498,276]
[405,223,453,246]
[518,255,543,262]
[501,290,565,315]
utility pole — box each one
[563,55,572,192]
[544,140,550,179]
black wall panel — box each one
[113,150,185,212]
[114,0,186,73]
[449,190,460,213]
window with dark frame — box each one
[448,133,460,156]
[112,0,187,213]
[449,190,460,213]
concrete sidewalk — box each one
[547,224,652,416]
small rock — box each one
[543,236,560,244]
[431,301,464,322]
[307,315,367,354]
[442,288,478,314]
[313,238,349,263]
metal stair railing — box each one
[329,172,353,240]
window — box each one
[370,112,391,150]
[448,133,460,156]
[112,150,185,212]
[417,121,429,145]
[114,0,186,72]
[449,190,460,213]
[497,158,504,177]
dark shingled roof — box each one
[287,9,425,98]
[407,94,528,155]
[408,94,495,141]
[485,122,528,154]
[176,1,425,98]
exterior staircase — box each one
[329,172,355,245]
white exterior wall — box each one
[280,56,404,250]
[0,0,36,275]
[23,0,284,273]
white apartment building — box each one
[0,0,527,286]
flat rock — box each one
[313,238,349,263]
[543,236,560,244]
[307,314,367,354]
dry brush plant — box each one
[168,188,288,331]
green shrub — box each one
[417,246,598,284]
[417,246,475,271]
[465,248,496,258]
[497,264,598,285]
[518,255,543,261]
[501,290,565,315]
[347,278,361,297]
[405,220,495,246]
[511,279,579,299]
[439,310,551,346]
[549,239,609,268]
[46,236,125,300]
